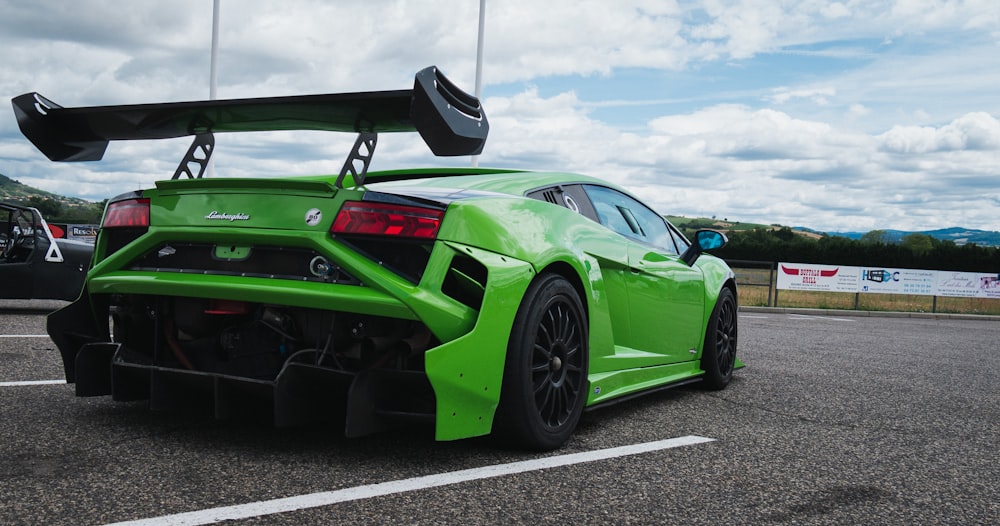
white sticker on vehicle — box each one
[305,208,323,226]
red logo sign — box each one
[780,265,839,277]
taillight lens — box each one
[103,198,151,228]
[331,201,444,239]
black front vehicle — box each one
[0,202,93,301]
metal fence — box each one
[726,260,775,307]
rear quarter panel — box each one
[436,195,634,370]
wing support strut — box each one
[171,133,215,179]
[335,132,377,189]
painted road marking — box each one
[0,334,50,338]
[0,380,66,386]
[104,435,716,526]
[788,314,856,322]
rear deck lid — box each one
[148,177,350,230]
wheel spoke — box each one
[557,305,572,341]
[535,380,553,405]
[562,322,577,348]
[538,320,553,348]
[552,387,568,425]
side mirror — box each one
[681,229,728,266]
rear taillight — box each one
[331,201,444,239]
[103,198,150,228]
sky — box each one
[1,0,998,233]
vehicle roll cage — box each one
[0,203,66,263]
[12,66,488,188]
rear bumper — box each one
[47,242,536,441]
[75,341,435,436]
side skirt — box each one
[584,360,706,408]
[584,376,703,413]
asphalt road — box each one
[1,306,998,525]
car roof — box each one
[363,169,613,197]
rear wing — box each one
[12,66,488,186]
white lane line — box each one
[0,335,50,338]
[105,435,715,526]
[0,380,66,386]
[739,315,770,319]
[788,314,856,322]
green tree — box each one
[771,226,796,242]
[860,229,891,244]
[84,200,107,223]
[24,196,63,217]
[901,233,934,256]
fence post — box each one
[768,262,775,307]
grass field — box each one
[732,266,1000,316]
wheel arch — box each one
[536,259,590,318]
[723,276,738,300]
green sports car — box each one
[13,66,739,450]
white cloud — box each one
[821,3,851,19]
[470,89,997,232]
[767,86,837,105]
[879,112,1000,153]
[848,104,872,119]
[1,0,998,234]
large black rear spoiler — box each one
[12,66,487,185]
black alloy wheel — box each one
[701,287,737,390]
[497,273,588,450]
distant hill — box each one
[1,172,102,222]
[0,173,93,206]
[670,214,999,248]
[824,228,1000,248]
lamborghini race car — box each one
[13,66,739,450]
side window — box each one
[583,185,678,255]
[667,222,690,254]
[525,184,600,223]
[586,189,635,238]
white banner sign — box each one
[934,271,1000,299]
[859,267,936,296]
[776,263,861,293]
[777,262,1000,299]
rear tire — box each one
[701,287,737,390]
[496,274,588,451]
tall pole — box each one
[208,0,220,176]
[471,0,485,168]
[210,0,220,100]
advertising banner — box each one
[68,224,98,244]
[777,262,999,300]
[934,271,1000,299]
[777,263,861,293]
[859,267,936,296]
